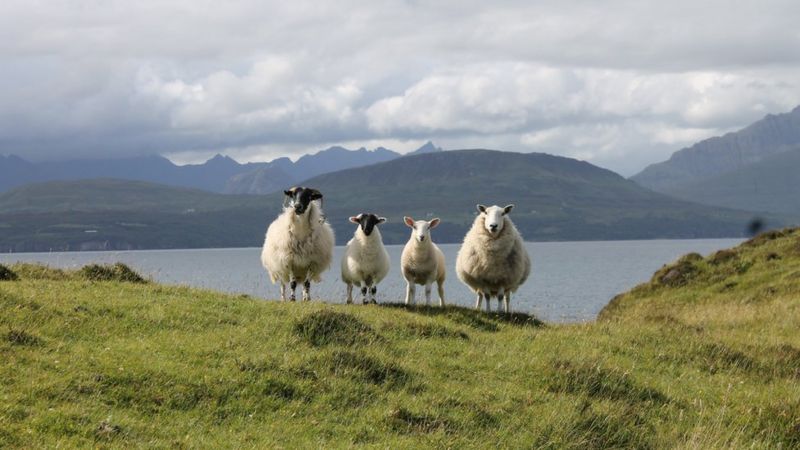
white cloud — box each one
[2,0,800,173]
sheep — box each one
[261,186,335,302]
[400,216,446,306]
[455,204,530,314]
[341,213,390,304]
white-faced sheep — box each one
[456,204,530,314]
[261,186,335,301]
[341,213,390,304]
[401,216,446,306]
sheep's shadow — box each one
[377,302,545,332]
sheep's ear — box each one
[283,189,293,197]
[476,204,487,214]
[308,189,323,201]
[502,204,514,215]
[404,216,415,228]
[377,217,387,224]
[349,216,361,224]
[429,218,440,229]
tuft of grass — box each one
[293,310,378,346]
[652,252,703,287]
[10,262,71,280]
[79,263,147,283]
[391,322,469,340]
[313,350,411,388]
[5,328,42,346]
[384,407,455,434]
[0,263,18,281]
[547,360,669,405]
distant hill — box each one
[631,106,800,192]
[0,179,273,252]
[0,142,440,195]
[275,149,766,244]
[0,149,767,252]
[666,147,800,215]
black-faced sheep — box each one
[341,213,390,304]
[261,186,335,301]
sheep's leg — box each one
[302,280,311,302]
[289,279,297,302]
[497,289,505,313]
[279,283,286,302]
[485,295,492,313]
[424,283,432,306]
[345,283,353,304]
[504,291,511,314]
[437,281,445,307]
[361,285,369,305]
[475,292,483,310]
[405,283,416,305]
[370,286,377,304]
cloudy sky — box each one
[2,0,800,175]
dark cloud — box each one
[1,0,799,174]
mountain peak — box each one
[410,141,442,155]
[205,154,239,166]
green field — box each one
[1,230,799,448]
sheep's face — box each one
[349,213,386,237]
[477,204,514,236]
[283,186,322,215]
[404,216,440,243]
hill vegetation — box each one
[0,150,768,251]
[0,230,798,447]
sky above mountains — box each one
[2,0,800,175]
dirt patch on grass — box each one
[293,310,378,347]
[79,263,147,283]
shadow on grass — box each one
[377,302,545,332]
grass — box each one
[1,230,799,447]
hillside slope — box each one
[665,147,800,215]
[0,231,798,447]
[0,150,769,251]
[0,179,274,252]
[632,105,800,192]
[268,149,763,244]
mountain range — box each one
[0,149,765,252]
[0,142,442,195]
[631,106,800,215]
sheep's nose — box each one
[418,235,425,242]
[490,224,498,231]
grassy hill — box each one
[0,150,776,251]
[0,179,275,252]
[665,148,800,216]
[1,231,798,447]
[276,149,764,243]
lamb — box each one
[400,216,446,306]
[455,204,531,314]
[261,186,335,302]
[341,213,390,304]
